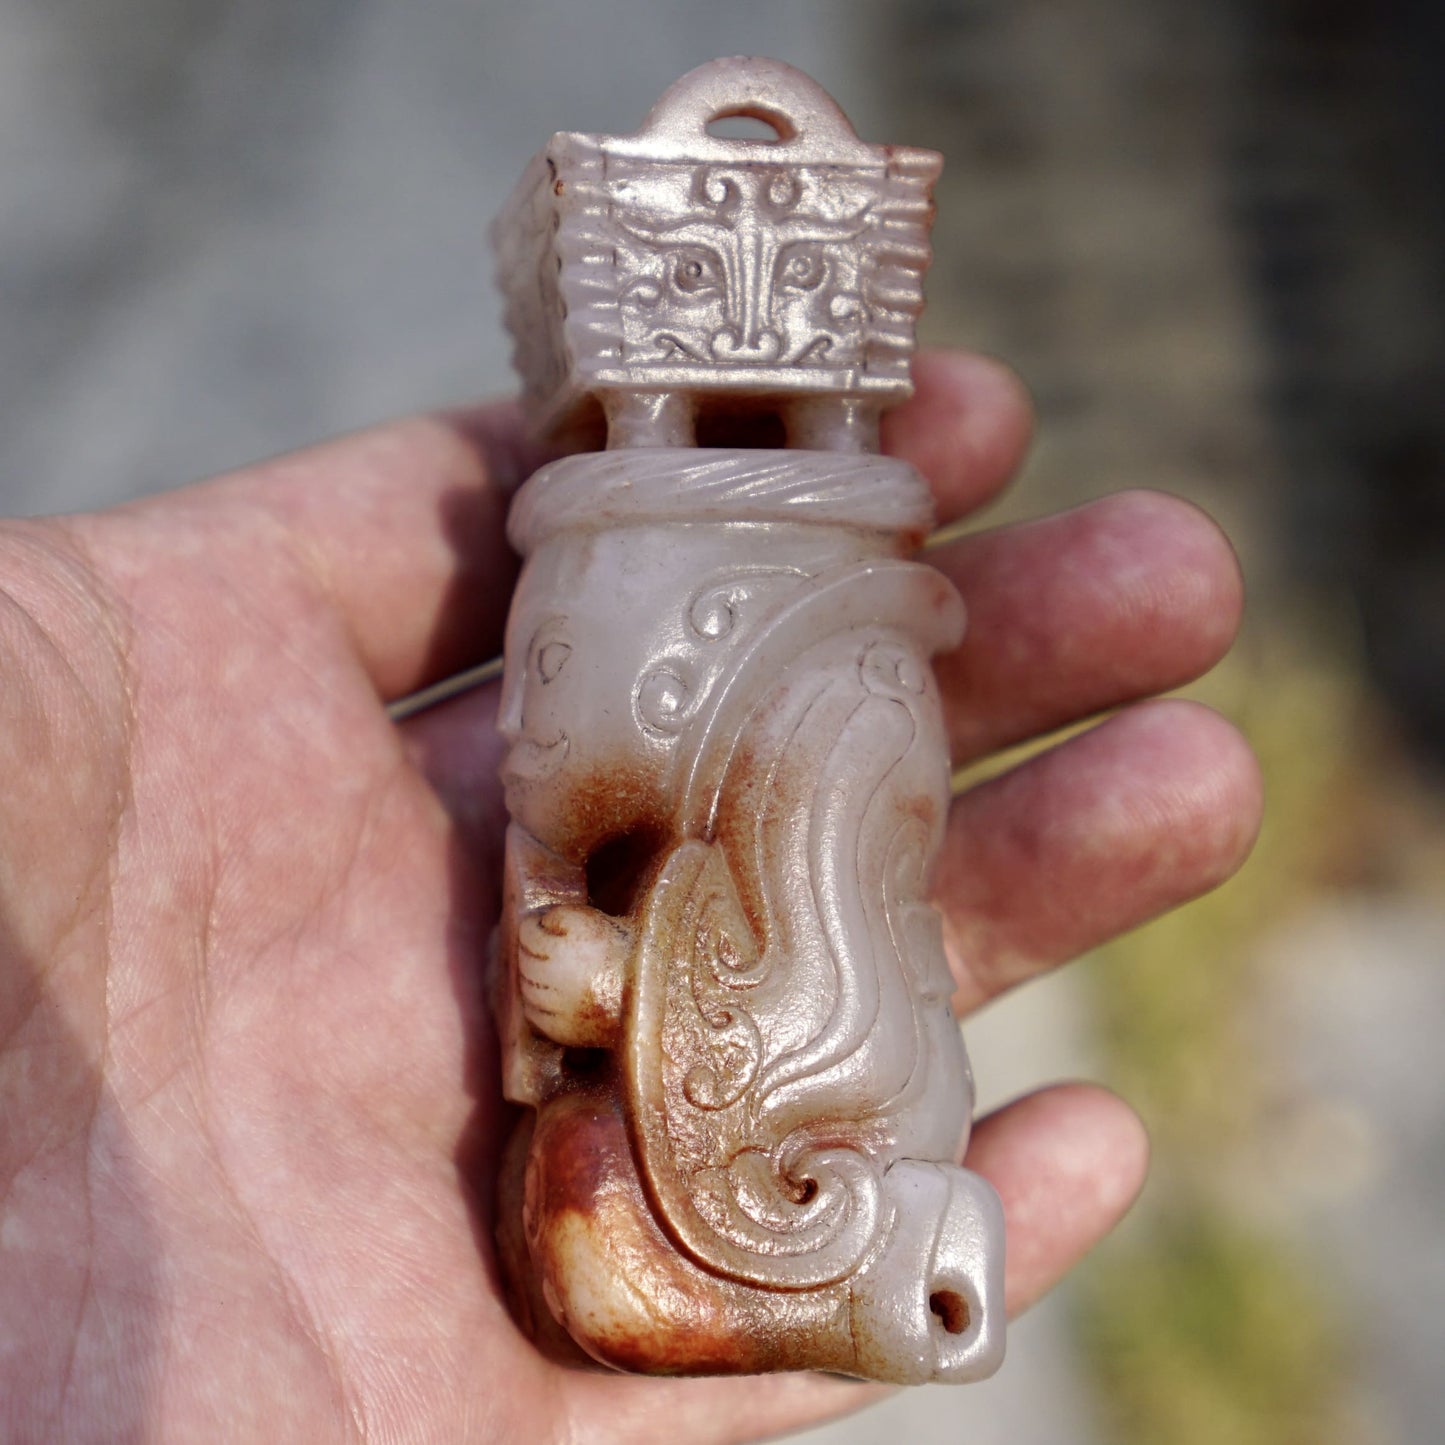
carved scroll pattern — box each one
[628,570,967,1290]
[633,567,810,739]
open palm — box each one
[0,351,1259,1443]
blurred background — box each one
[2,1,1442,1440]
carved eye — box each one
[536,639,571,683]
[780,248,826,291]
[672,253,720,295]
[767,172,802,209]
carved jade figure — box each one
[490,58,1005,1382]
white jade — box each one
[489,57,1005,1384]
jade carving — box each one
[489,57,1005,1383]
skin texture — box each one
[0,350,1261,1443]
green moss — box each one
[1078,1212,1341,1445]
[1072,620,1360,1443]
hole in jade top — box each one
[706,112,786,142]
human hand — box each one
[0,349,1260,1443]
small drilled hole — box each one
[707,113,785,142]
[561,1047,609,1079]
[585,826,667,917]
[929,1290,970,1336]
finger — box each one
[396,677,509,870]
[937,699,1262,1013]
[933,489,1245,763]
[562,1370,884,1445]
[106,347,1024,706]
[96,401,538,700]
[882,350,1034,525]
[967,1083,1150,1316]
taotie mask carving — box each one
[489,58,1006,1384]
[614,164,870,367]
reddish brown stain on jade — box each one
[522,1097,859,1376]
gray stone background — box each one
[3,2,1443,1441]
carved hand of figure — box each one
[0,351,1260,1443]
[517,905,630,1048]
